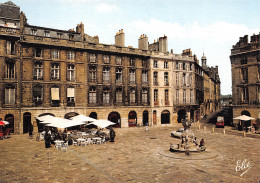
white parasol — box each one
[87,119,115,129]
[233,115,255,121]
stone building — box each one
[230,33,260,129]
[0,1,221,133]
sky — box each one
[9,0,260,95]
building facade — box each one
[230,33,260,129]
[0,1,221,133]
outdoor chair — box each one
[96,138,102,145]
[62,142,68,152]
[81,139,87,147]
[0,131,4,140]
[55,142,62,150]
[101,137,106,144]
[73,140,78,146]
[86,138,94,145]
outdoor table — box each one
[54,140,64,150]
[92,137,102,144]
[76,138,86,146]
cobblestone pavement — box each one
[0,125,259,183]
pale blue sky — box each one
[9,0,260,95]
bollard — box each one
[223,129,225,134]
[204,126,206,131]
[243,131,246,138]
[212,128,214,133]
[198,124,201,130]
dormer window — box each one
[44,31,50,37]
[57,33,63,39]
[31,29,37,35]
[69,34,74,40]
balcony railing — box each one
[0,26,20,37]
[154,101,159,106]
[165,101,170,106]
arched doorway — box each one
[177,110,186,123]
[143,110,149,126]
[108,112,121,128]
[190,109,194,122]
[153,110,157,125]
[23,112,31,134]
[161,110,170,124]
[37,113,55,132]
[128,111,137,127]
[89,112,97,119]
[64,112,79,119]
[5,114,14,133]
[239,110,251,131]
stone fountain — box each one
[170,118,206,154]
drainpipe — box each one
[18,42,22,134]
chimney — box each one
[76,22,85,41]
[159,35,168,53]
[138,34,148,50]
[115,29,125,47]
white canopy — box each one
[38,116,85,129]
[37,115,55,122]
[88,119,115,129]
[233,115,255,121]
[70,114,96,123]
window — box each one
[176,62,179,70]
[176,90,179,104]
[164,61,168,69]
[241,57,247,65]
[142,60,147,68]
[153,60,158,68]
[35,48,43,58]
[186,63,189,71]
[130,59,135,66]
[116,88,123,103]
[190,63,193,71]
[164,72,169,86]
[51,63,60,80]
[89,54,97,63]
[116,68,122,84]
[154,89,158,101]
[153,72,158,85]
[182,73,186,86]
[142,70,148,83]
[57,33,63,39]
[189,74,193,86]
[258,65,260,81]
[116,57,122,65]
[142,88,148,103]
[30,29,37,35]
[183,63,186,70]
[6,40,15,55]
[242,87,249,102]
[51,87,60,107]
[5,86,15,104]
[44,31,50,37]
[179,63,182,70]
[69,34,74,40]
[130,88,136,103]
[33,85,43,105]
[103,55,110,64]
[67,65,75,81]
[183,90,186,103]
[5,61,15,79]
[67,87,75,106]
[103,67,110,83]
[103,88,110,104]
[190,90,193,103]
[67,51,75,60]
[129,69,135,83]
[241,68,248,83]
[165,89,169,104]
[34,62,43,80]
[89,66,96,82]
[176,73,179,86]
[89,87,96,104]
[51,50,59,59]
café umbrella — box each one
[233,115,255,121]
[70,114,96,123]
[87,119,116,129]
